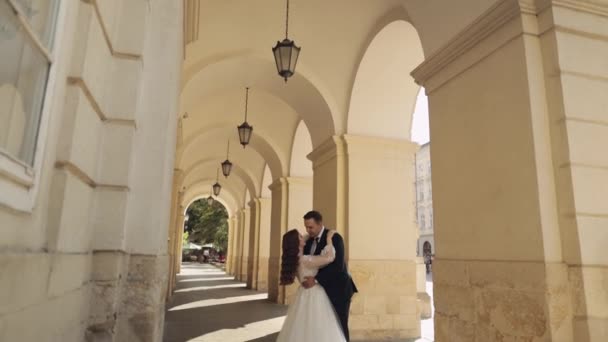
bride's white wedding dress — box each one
[276,245,346,342]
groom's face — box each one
[304,218,322,238]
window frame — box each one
[0,0,65,212]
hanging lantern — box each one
[221,140,233,177]
[272,0,300,82]
[213,168,221,196]
[206,195,214,205]
[237,87,253,147]
[212,182,221,196]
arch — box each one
[182,158,260,198]
[260,164,272,198]
[179,124,285,181]
[423,241,432,256]
[289,120,313,178]
[181,54,337,148]
[185,176,247,206]
[347,20,424,140]
[181,180,241,213]
[183,194,234,218]
[179,89,300,170]
[183,190,237,218]
[244,188,250,207]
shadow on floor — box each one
[163,263,286,342]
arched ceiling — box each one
[347,20,424,140]
[179,0,498,208]
[182,159,258,199]
[182,180,243,215]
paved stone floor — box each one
[164,263,434,342]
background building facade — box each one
[416,143,434,260]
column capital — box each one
[411,0,540,93]
[269,177,313,192]
[307,135,346,169]
[343,134,419,158]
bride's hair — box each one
[280,229,300,285]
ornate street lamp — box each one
[212,168,221,196]
[237,87,253,148]
[272,0,300,82]
[221,140,233,177]
[206,195,214,206]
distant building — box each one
[415,143,434,260]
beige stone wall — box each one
[0,0,182,341]
[537,3,608,341]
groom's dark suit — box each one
[304,228,358,341]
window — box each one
[1,0,59,165]
[420,214,426,230]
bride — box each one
[276,229,346,342]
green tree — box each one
[184,199,228,252]
[182,231,189,246]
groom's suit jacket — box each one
[304,228,358,307]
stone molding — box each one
[307,135,346,170]
[81,0,143,60]
[55,160,129,191]
[268,176,312,192]
[67,77,138,128]
[343,134,419,159]
[412,0,608,93]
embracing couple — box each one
[276,211,358,342]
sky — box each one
[410,88,430,145]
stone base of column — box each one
[415,257,432,319]
[114,254,168,342]
[87,251,128,341]
[433,259,572,342]
[256,257,269,291]
[349,260,420,340]
[418,292,432,320]
[569,265,608,341]
[229,256,238,276]
[268,257,280,302]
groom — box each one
[301,210,358,341]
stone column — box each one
[306,137,347,235]
[536,2,608,340]
[240,207,252,283]
[174,203,186,275]
[165,172,180,300]
[308,135,420,340]
[168,197,185,295]
[268,177,313,304]
[233,214,243,280]
[255,197,272,291]
[226,215,236,275]
[247,199,261,289]
[408,1,608,340]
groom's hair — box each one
[303,210,323,223]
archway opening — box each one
[183,198,229,264]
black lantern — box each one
[272,0,300,82]
[212,182,221,196]
[212,168,221,196]
[206,195,214,205]
[237,87,253,147]
[221,140,233,177]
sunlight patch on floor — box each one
[175,283,246,293]
[187,316,286,342]
[178,276,235,282]
[169,293,269,311]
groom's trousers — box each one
[335,299,352,341]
